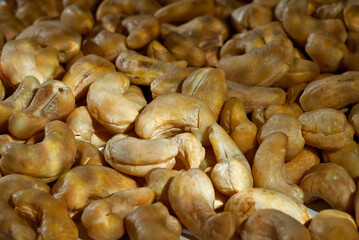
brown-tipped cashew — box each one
[1,121,76,182]
[300,163,356,212]
[0,39,59,87]
[309,209,358,240]
[169,169,236,240]
[125,202,182,240]
[135,93,216,145]
[115,50,187,85]
[75,140,105,166]
[0,76,40,132]
[81,187,155,240]
[147,40,176,62]
[8,80,75,139]
[0,174,50,202]
[344,4,359,32]
[253,132,304,202]
[12,189,78,240]
[182,67,227,119]
[224,188,311,233]
[16,20,81,62]
[285,146,320,184]
[0,12,25,40]
[299,108,354,150]
[209,122,253,196]
[61,54,116,100]
[60,4,94,35]
[258,113,305,161]
[0,200,36,240]
[299,72,359,111]
[241,209,311,240]
[52,165,137,216]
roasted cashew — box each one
[1,121,76,182]
[75,140,105,166]
[300,163,356,212]
[60,4,94,35]
[169,169,236,240]
[125,202,182,240]
[12,189,78,240]
[0,12,25,40]
[81,187,155,240]
[52,165,137,216]
[314,2,345,19]
[8,80,75,139]
[349,102,359,137]
[147,40,176,62]
[344,4,359,32]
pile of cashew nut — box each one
[1,0,359,239]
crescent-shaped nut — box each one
[224,188,311,232]
[1,121,76,182]
[241,209,311,240]
[253,132,304,202]
[75,140,105,166]
[135,93,216,145]
[8,80,75,139]
[0,76,40,132]
[60,4,94,35]
[125,202,182,240]
[0,39,60,87]
[61,54,116,100]
[16,20,82,63]
[81,187,155,240]
[52,165,137,216]
[12,189,78,240]
[344,4,359,32]
[300,163,356,212]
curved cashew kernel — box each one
[226,81,286,113]
[305,32,348,73]
[259,113,304,161]
[309,209,358,240]
[287,82,308,104]
[97,13,123,33]
[220,97,248,133]
[123,85,147,112]
[300,72,359,111]
[115,50,187,85]
[150,67,197,98]
[16,20,81,63]
[224,188,311,232]
[182,67,227,119]
[170,133,204,169]
[0,12,25,40]
[0,174,50,202]
[62,54,116,100]
[0,76,40,132]
[60,4,94,35]
[241,209,311,240]
[0,200,36,240]
[147,40,176,62]
[300,163,356,212]
[87,72,139,134]
[314,2,345,19]
[220,32,265,58]
[231,3,272,32]
[154,0,215,23]
[12,189,78,240]
[0,39,59,87]
[253,132,304,202]
[1,121,76,182]
[299,108,354,151]
[82,28,127,62]
[125,202,182,240]
[285,146,320,184]
[63,0,100,10]
[145,168,178,206]
[218,35,295,87]
[66,106,113,148]
[209,122,253,196]
[135,93,216,145]
[8,80,75,139]
[169,169,236,240]
[96,0,161,20]
[75,140,105,166]
[81,187,155,240]
[344,4,359,32]
[122,15,160,49]
[349,103,359,137]
[52,165,137,216]
[230,121,258,156]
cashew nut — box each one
[344,3,359,32]
[60,4,94,35]
[147,40,176,62]
[75,140,105,166]
[0,12,25,40]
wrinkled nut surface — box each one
[81,187,155,240]
[1,121,76,182]
[300,163,357,212]
[125,202,182,240]
[12,189,78,240]
[241,209,311,240]
[60,4,94,35]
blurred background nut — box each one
[96,13,123,33]
[314,2,345,19]
[300,163,356,212]
[0,32,4,51]
[0,12,25,40]
[60,4,94,35]
[344,4,359,32]
[63,0,100,11]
